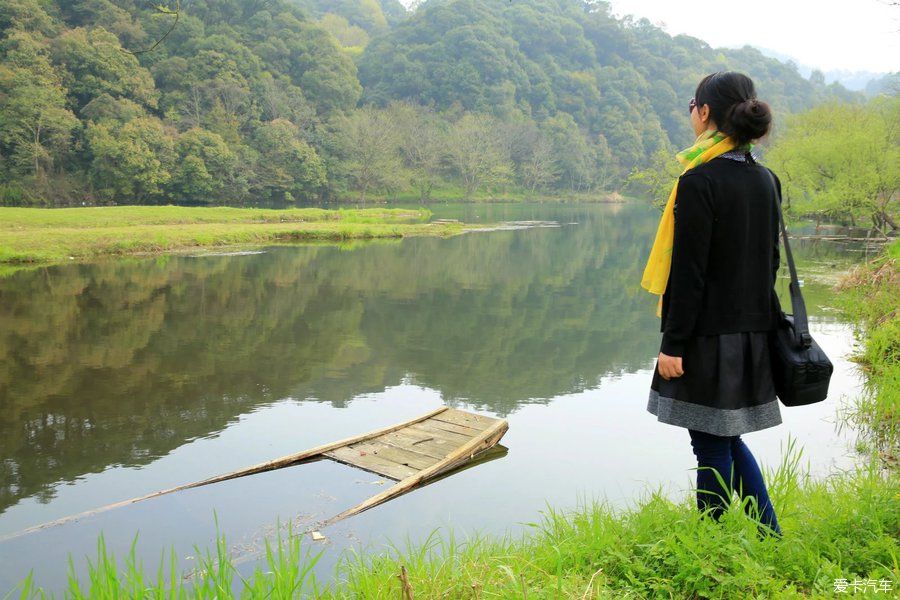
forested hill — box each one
[359,0,858,166]
[0,0,860,206]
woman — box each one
[642,71,784,537]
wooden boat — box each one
[1,406,508,541]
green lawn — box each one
[0,206,474,267]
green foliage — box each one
[835,243,900,462]
[51,26,158,110]
[624,145,681,209]
[169,128,244,203]
[0,0,56,36]
[332,106,406,201]
[86,116,174,202]
[444,113,515,197]
[297,0,398,34]
[0,0,866,205]
[358,0,857,182]
[252,119,327,201]
[0,30,79,181]
[317,13,370,49]
[767,97,899,233]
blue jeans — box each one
[688,429,782,536]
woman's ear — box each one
[699,104,711,125]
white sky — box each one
[397,0,899,74]
[606,0,899,73]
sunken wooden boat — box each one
[2,406,508,541]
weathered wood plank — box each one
[378,431,453,460]
[324,447,417,481]
[431,408,498,429]
[406,422,472,445]
[420,418,483,437]
[347,441,439,470]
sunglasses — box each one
[688,97,697,115]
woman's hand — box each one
[657,352,684,380]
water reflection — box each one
[0,204,863,513]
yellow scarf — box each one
[640,130,737,316]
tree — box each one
[333,106,405,202]
[542,113,599,192]
[0,32,78,181]
[766,97,899,233]
[51,26,158,110]
[387,101,445,200]
[86,116,174,202]
[520,135,559,192]
[0,0,57,36]
[168,128,243,203]
[252,119,326,201]
[624,145,681,208]
[317,13,369,48]
[444,113,514,198]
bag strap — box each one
[762,166,812,348]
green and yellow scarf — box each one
[640,129,738,316]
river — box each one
[0,202,869,593]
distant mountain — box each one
[865,72,900,97]
[751,46,889,91]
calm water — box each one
[0,202,866,592]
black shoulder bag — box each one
[764,168,834,406]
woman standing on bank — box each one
[643,71,784,537]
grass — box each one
[337,184,625,204]
[0,206,476,267]
[833,239,900,469]
[8,241,900,599]
[10,444,898,598]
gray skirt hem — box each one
[647,389,782,437]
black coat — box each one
[659,156,782,357]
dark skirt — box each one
[647,331,782,436]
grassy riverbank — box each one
[0,206,471,268]
[13,243,900,599]
[835,240,900,469]
[334,184,626,204]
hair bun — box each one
[729,97,772,143]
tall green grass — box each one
[10,440,898,598]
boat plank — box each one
[420,418,483,437]
[406,422,472,445]
[431,409,498,429]
[347,441,440,470]
[377,431,453,460]
[324,419,509,524]
[324,447,416,480]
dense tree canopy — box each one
[766,96,899,232]
[0,0,868,205]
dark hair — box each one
[695,72,772,146]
